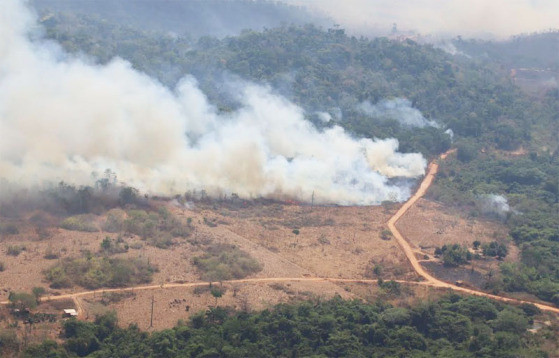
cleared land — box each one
[1,150,558,338]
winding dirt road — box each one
[388,149,559,314]
[2,149,558,316]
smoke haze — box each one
[288,0,559,38]
[30,0,330,39]
[0,0,427,205]
[357,98,439,128]
[478,194,511,220]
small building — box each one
[63,309,78,317]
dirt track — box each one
[389,149,559,314]
[2,149,558,316]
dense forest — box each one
[452,31,559,72]
[19,296,551,357]
[34,9,559,307]
[39,12,556,158]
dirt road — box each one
[388,149,559,314]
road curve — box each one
[388,149,559,314]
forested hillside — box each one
[39,12,556,158]
[31,0,329,38]
[453,31,559,72]
[22,296,551,357]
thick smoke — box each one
[0,0,427,205]
[315,112,332,124]
[357,98,439,128]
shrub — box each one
[100,291,135,305]
[456,139,478,162]
[44,247,59,260]
[32,287,46,303]
[0,224,19,235]
[6,245,25,256]
[60,215,98,232]
[380,229,392,240]
[99,236,128,255]
[45,256,157,289]
[102,209,126,232]
[119,187,139,206]
[437,244,471,267]
[122,208,192,248]
[482,241,508,259]
[147,233,174,249]
[379,280,402,296]
[0,329,19,353]
[8,291,37,310]
[193,244,262,281]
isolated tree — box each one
[8,292,37,311]
[210,288,223,306]
[32,287,46,304]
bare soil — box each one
[194,203,415,281]
[0,200,412,328]
[397,198,510,252]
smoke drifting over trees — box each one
[357,98,439,128]
[0,0,427,205]
[30,0,331,39]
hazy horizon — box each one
[287,0,559,39]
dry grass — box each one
[0,198,520,330]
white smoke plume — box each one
[357,98,439,128]
[315,111,332,123]
[445,129,454,141]
[434,41,468,57]
[0,0,427,205]
[478,194,511,220]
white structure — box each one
[63,309,78,317]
